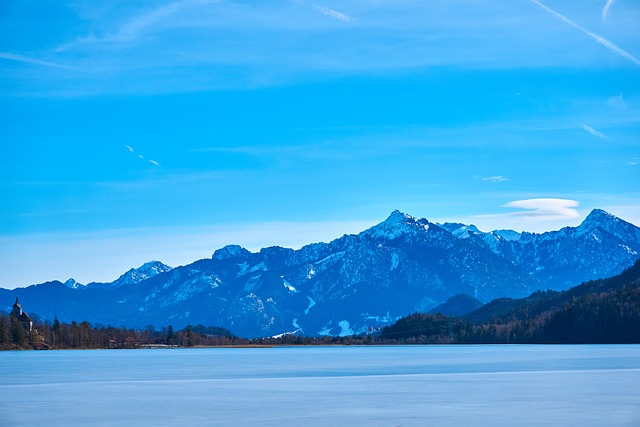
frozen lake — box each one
[1,345,639,426]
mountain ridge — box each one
[2,209,638,338]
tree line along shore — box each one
[3,259,639,350]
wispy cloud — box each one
[607,94,627,110]
[529,0,640,66]
[448,198,587,232]
[475,175,509,183]
[293,0,354,23]
[8,1,639,96]
[0,52,86,72]
[473,198,581,230]
[57,0,218,51]
[124,145,160,168]
[311,4,354,22]
[602,0,616,20]
[502,198,580,221]
[578,122,611,140]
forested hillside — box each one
[381,259,640,344]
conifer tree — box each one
[166,325,175,345]
[51,317,61,347]
[0,313,9,347]
[10,315,26,348]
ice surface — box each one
[1,345,639,426]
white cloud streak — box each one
[293,0,354,23]
[476,175,509,183]
[57,0,218,51]
[124,144,161,168]
[602,0,616,20]
[0,52,86,72]
[471,198,582,231]
[502,198,580,221]
[579,122,611,140]
[311,4,354,22]
[529,0,640,66]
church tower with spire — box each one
[12,296,33,332]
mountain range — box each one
[2,208,639,338]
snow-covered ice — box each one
[1,345,638,426]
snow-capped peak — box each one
[386,209,415,224]
[580,209,616,228]
[64,278,84,289]
[439,222,481,239]
[139,261,171,274]
[492,229,522,241]
[112,261,172,287]
[576,209,621,235]
[575,209,640,244]
[364,210,430,240]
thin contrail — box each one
[529,0,640,66]
[578,122,611,140]
[0,52,86,72]
[602,0,616,20]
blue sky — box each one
[1,0,639,288]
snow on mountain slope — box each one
[86,261,173,290]
[63,278,84,289]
